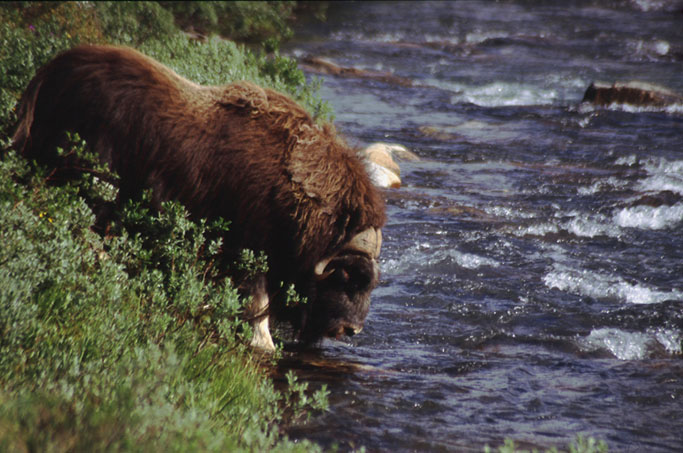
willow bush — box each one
[0,2,328,451]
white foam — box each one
[509,222,559,237]
[382,243,499,276]
[330,30,406,43]
[483,205,537,220]
[573,156,683,231]
[629,38,671,58]
[615,155,638,167]
[602,102,683,115]
[631,0,676,11]
[577,177,629,195]
[423,79,559,107]
[581,328,651,360]
[456,82,559,107]
[509,202,680,238]
[640,174,683,195]
[508,212,620,239]
[638,157,683,195]
[544,265,683,305]
[579,328,682,360]
[654,328,683,354]
[613,203,683,230]
[464,31,509,44]
[424,35,460,46]
[564,213,621,238]
[655,40,671,56]
[450,250,500,270]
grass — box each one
[0,2,328,451]
[0,2,332,135]
[485,436,608,453]
[0,135,327,452]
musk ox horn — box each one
[314,227,382,278]
[346,227,382,259]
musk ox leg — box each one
[246,275,276,352]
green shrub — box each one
[0,2,103,134]
[0,3,333,450]
[94,1,177,47]
[484,436,608,453]
[159,1,296,44]
[0,2,331,142]
[137,34,332,121]
[0,138,326,451]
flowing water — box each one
[280,2,683,451]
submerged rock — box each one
[582,81,683,107]
[630,190,682,208]
[417,125,462,142]
[300,56,414,87]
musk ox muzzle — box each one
[11,44,386,352]
[305,227,382,341]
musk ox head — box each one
[305,227,382,342]
[11,44,386,351]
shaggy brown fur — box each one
[12,44,386,347]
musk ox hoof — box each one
[251,315,276,352]
[362,142,418,189]
[247,277,276,352]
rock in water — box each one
[300,57,414,87]
[582,81,683,107]
[361,143,419,189]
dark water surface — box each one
[281,2,683,451]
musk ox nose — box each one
[328,324,364,339]
[344,326,363,337]
[343,324,363,337]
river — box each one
[280,1,683,451]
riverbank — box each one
[0,3,327,451]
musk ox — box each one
[12,45,385,351]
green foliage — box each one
[284,282,308,307]
[0,142,325,451]
[0,2,103,134]
[0,2,332,139]
[236,249,270,281]
[93,1,177,47]
[55,131,119,203]
[0,2,333,450]
[160,1,296,44]
[137,34,332,121]
[282,370,330,422]
[484,435,608,453]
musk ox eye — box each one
[341,264,374,293]
[323,258,374,292]
[333,268,350,284]
[353,267,374,290]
